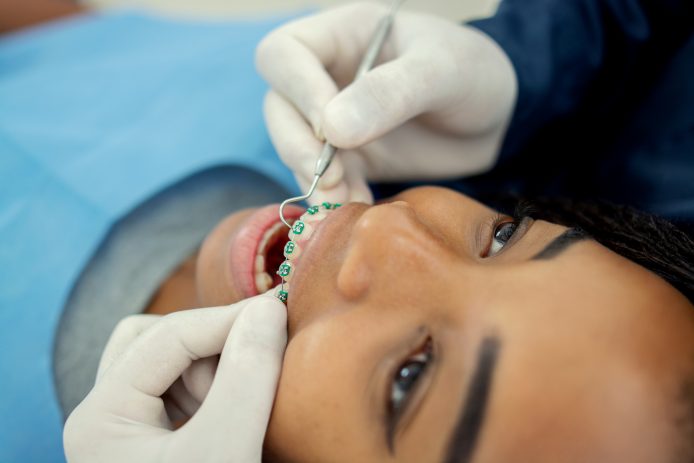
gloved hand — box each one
[256,2,517,205]
[63,293,287,463]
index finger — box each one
[178,295,287,457]
[255,2,389,130]
[100,302,250,397]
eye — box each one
[389,339,433,415]
[488,220,519,256]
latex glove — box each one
[64,294,287,463]
[256,2,517,205]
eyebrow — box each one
[443,336,501,463]
[532,227,589,260]
[437,227,586,462]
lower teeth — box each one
[255,272,272,293]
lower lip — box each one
[228,204,304,298]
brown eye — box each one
[389,341,432,414]
[489,221,519,256]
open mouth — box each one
[228,204,303,299]
[229,203,344,299]
[254,220,293,292]
[274,203,342,301]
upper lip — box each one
[288,203,368,309]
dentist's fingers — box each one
[305,150,373,206]
[97,314,161,382]
[100,304,246,399]
[264,90,345,188]
[181,355,218,404]
[181,294,288,459]
[256,3,389,132]
[265,91,373,205]
[342,152,374,204]
[162,355,219,420]
[321,46,461,149]
[257,32,337,132]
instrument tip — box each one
[279,201,293,228]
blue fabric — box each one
[0,11,301,462]
[462,0,694,228]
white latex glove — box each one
[63,293,287,463]
[256,2,518,205]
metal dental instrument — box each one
[278,0,406,227]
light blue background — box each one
[0,11,300,462]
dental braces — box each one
[276,202,341,304]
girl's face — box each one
[196,187,694,463]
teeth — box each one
[277,260,293,282]
[302,209,327,223]
[258,222,284,255]
[289,220,313,241]
[274,202,344,303]
[275,284,289,303]
[255,254,265,273]
[255,271,273,293]
[302,205,326,222]
[321,202,341,210]
[283,240,301,260]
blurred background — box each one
[84,0,500,21]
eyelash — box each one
[484,201,537,258]
[388,338,433,419]
[486,215,520,257]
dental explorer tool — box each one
[278,0,406,228]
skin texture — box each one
[158,187,694,462]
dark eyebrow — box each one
[532,227,590,260]
[443,336,501,463]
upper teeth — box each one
[289,220,314,241]
[284,241,300,259]
[253,221,286,293]
[257,222,285,255]
[255,272,273,292]
[272,202,341,301]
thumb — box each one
[321,50,445,149]
[182,295,287,459]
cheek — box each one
[266,319,386,463]
[265,332,349,461]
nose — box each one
[337,201,444,300]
